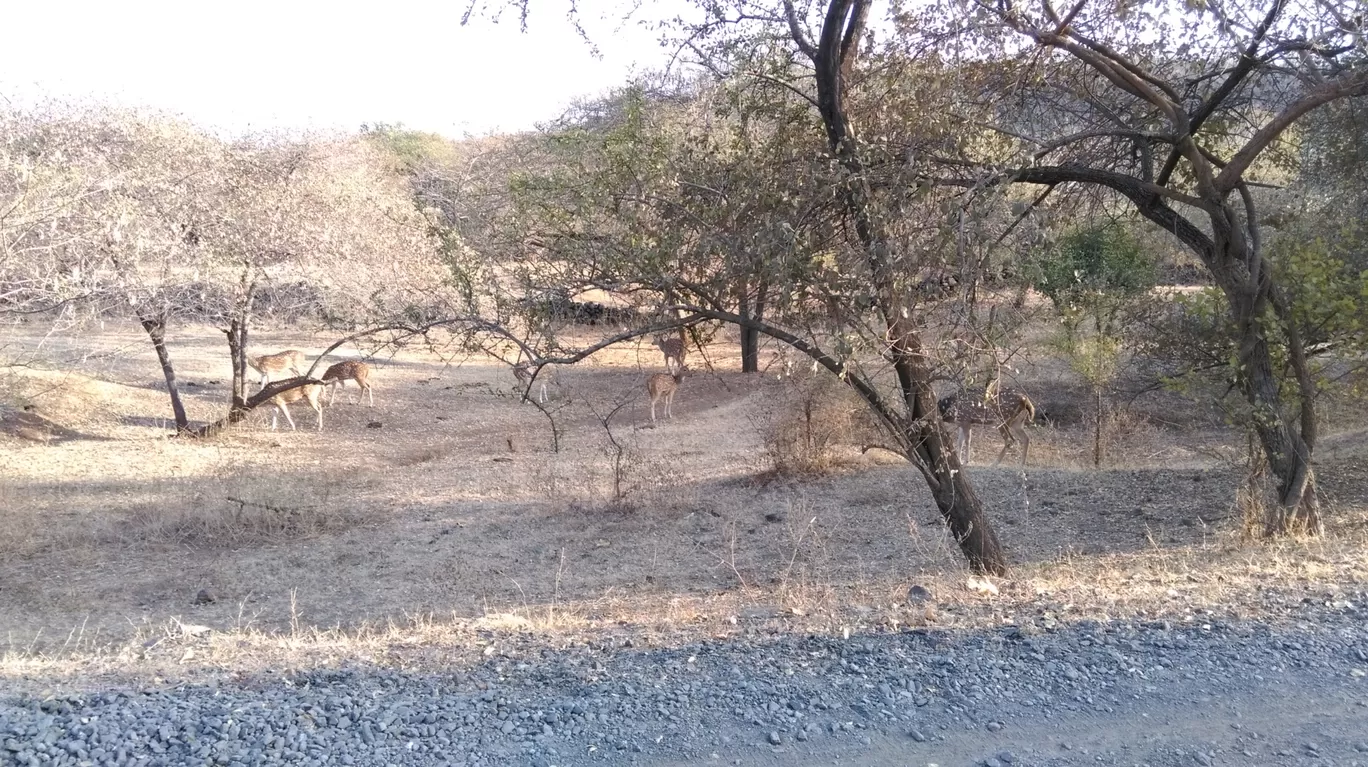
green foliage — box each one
[1032,223,1156,336]
[1272,226,1368,356]
[362,124,459,174]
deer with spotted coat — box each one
[938,385,1036,466]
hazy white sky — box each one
[0,0,684,137]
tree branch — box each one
[1215,70,1368,192]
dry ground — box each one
[2,320,1367,686]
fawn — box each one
[513,362,555,404]
[321,360,374,407]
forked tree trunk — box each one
[139,312,190,432]
[1236,317,1321,534]
[1209,234,1320,534]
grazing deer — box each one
[268,382,324,431]
[938,386,1036,466]
[654,333,686,374]
[247,350,307,389]
[321,360,374,407]
[646,367,687,425]
[513,362,555,404]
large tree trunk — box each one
[736,277,762,373]
[898,337,1006,574]
[803,0,1006,573]
[1122,181,1322,535]
[740,325,760,373]
[139,312,190,432]
[739,287,765,374]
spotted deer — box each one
[937,386,1036,466]
[247,350,307,389]
[653,333,686,374]
[268,382,324,431]
[513,362,555,404]
[321,360,374,407]
[646,367,687,425]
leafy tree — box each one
[934,0,1368,532]
[458,2,1022,574]
[1034,223,1155,465]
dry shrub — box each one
[1039,403,1169,468]
[1097,406,1168,464]
[758,375,867,476]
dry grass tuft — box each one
[110,487,368,548]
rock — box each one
[194,589,216,605]
[907,584,933,604]
[767,731,781,745]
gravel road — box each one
[4,598,1365,767]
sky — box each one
[0,0,686,138]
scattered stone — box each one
[767,731,781,745]
[907,585,933,604]
[194,589,215,605]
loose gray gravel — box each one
[3,596,1365,767]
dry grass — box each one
[1,321,1366,695]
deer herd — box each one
[251,332,1038,467]
[246,351,375,431]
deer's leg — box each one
[1013,420,1030,466]
[650,396,658,424]
[312,397,323,430]
[366,382,375,407]
[994,419,1030,466]
[993,431,1012,465]
[277,403,297,431]
[959,423,973,463]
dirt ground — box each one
[3,320,1367,667]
